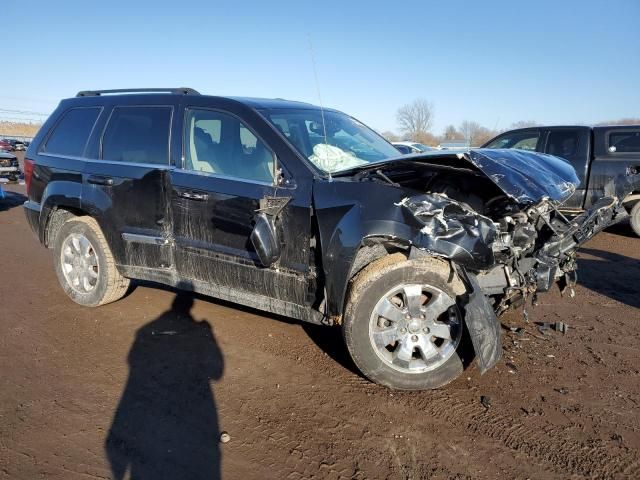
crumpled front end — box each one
[401,190,626,312]
[395,153,627,372]
[393,149,627,308]
[318,148,627,373]
[397,194,497,268]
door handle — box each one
[87,175,114,186]
[178,190,208,201]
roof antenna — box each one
[308,34,331,181]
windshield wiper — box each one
[332,158,400,177]
[375,169,399,186]
[350,167,399,186]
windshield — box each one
[264,109,400,173]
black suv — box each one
[23,88,627,390]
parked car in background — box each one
[483,125,640,236]
[0,139,13,152]
[438,141,470,150]
[23,88,629,390]
[392,141,436,154]
[0,151,21,181]
[393,144,413,155]
[11,140,26,151]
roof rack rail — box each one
[76,87,200,97]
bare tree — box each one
[459,120,496,147]
[412,132,438,146]
[442,125,463,141]
[396,99,434,141]
[458,121,481,146]
[474,127,497,147]
[510,120,538,129]
[379,130,400,142]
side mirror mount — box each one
[276,167,297,189]
[250,213,281,267]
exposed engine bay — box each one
[349,149,627,317]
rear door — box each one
[81,100,176,271]
[169,100,316,309]
[542,127,591,209]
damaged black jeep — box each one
[24,88,629,390]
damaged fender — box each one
[397,194,499,269]
[457,268,502,373]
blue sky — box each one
[2,0,639,134]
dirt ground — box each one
[1,181,639,480]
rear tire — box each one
[630,201,640,237]
[343,254,470,390]
[53,216,130,307]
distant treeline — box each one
[0,121,42,138]
[380,98,640,147]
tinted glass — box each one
[609,131,640,153]
[43,107,101,156]
[184,109,274,183]
[546,131,579,160]
[485,131,539,151]
[102,106,171,164]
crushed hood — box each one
[343,148,580,205]
[462,149,579,204]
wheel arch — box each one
[43,206,85,248]
[326,234,418,324]
[38,180,84,247]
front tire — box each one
[630,201,640,237]
[53,216,130,307]
[343,254,470,390]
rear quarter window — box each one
[608,131,640,153]
[42,107,102,157]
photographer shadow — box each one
[105,291,224,480]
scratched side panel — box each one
[170,171,315,307]
[81,164,173,268]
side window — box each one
[511,136,539,150]
[609,131,640,153]
[102,106,171,164]
[42,107,101,157]
[184,109,275,183]
[485,131,539,151]
[546,130,579,160]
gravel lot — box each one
[1,182,639,479]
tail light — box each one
[23,158,34,195]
